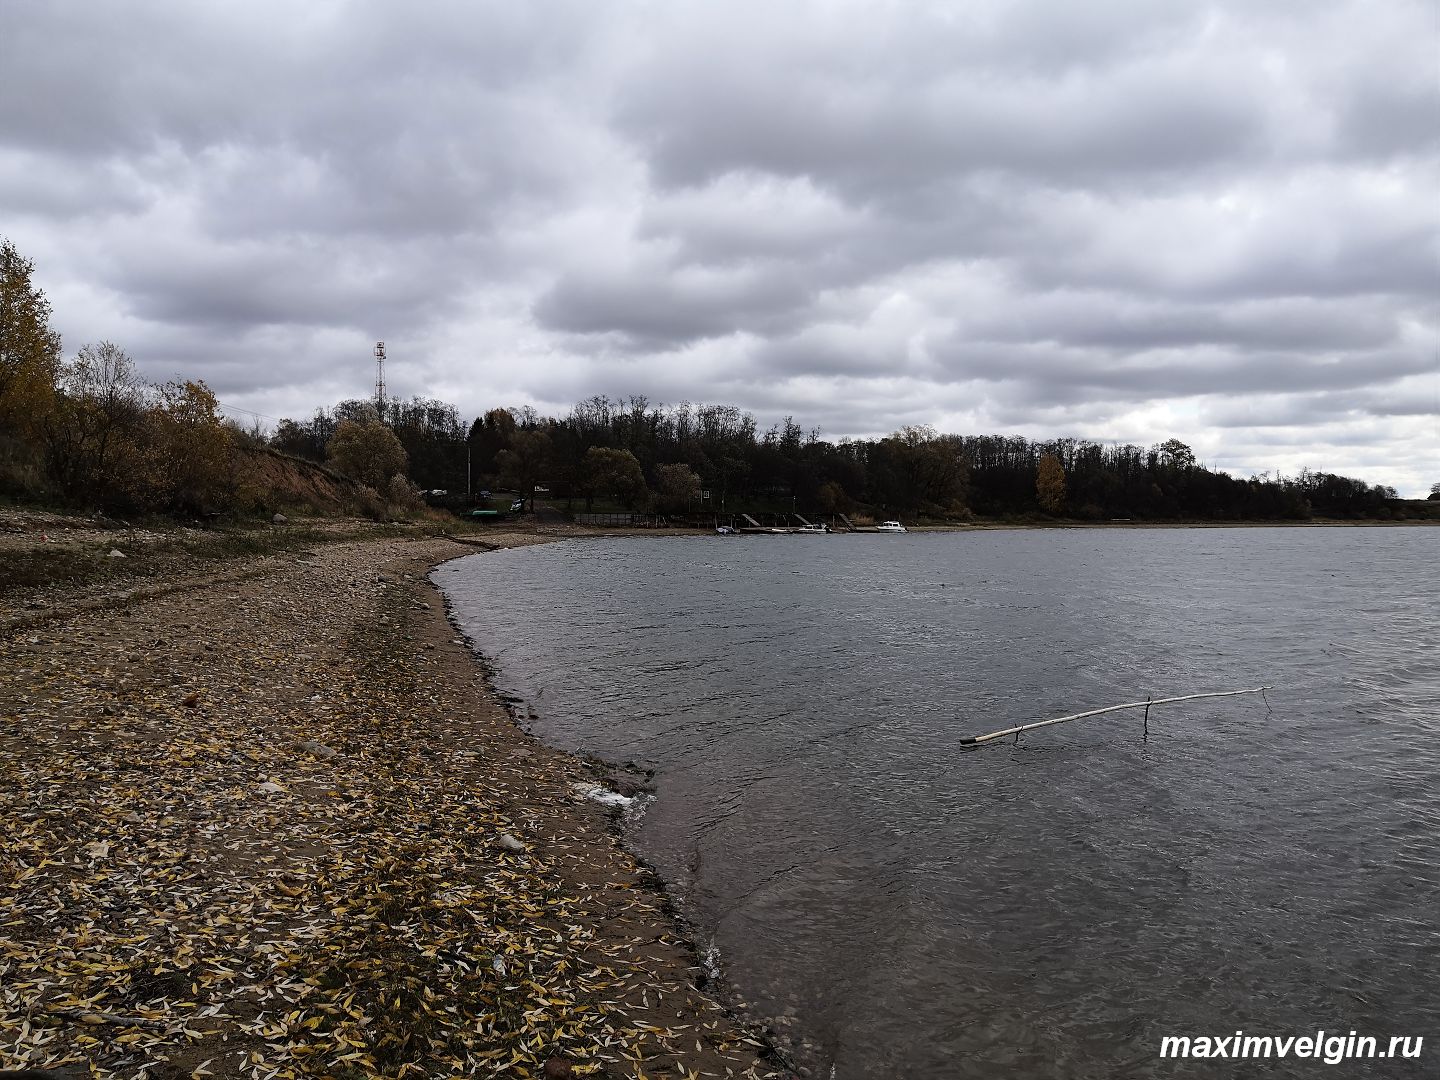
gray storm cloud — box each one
[0,0,1435,493]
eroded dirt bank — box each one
[0,532,778,1079]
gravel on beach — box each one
[1,530,777,1080]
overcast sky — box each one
[2,1,1436,494]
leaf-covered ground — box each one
[0,535,779,1080]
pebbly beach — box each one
[0,521,777,1080]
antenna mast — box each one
[374,341,387,416]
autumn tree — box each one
[327,418,408,489]
[1036,453,1067,514]
[42,341,148,502]
[871,426,970,516]
[143,380,234,513]
[386,472,423,515]
[41,367,235,514]
[0,238,62,436]
[583,446,647,510]
[653,462,702,513]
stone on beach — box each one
[297,738,339,759]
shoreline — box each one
[0,532,782,1079]
[432,538,844,1078]
[421,536,796,1077]
[429,542,804,1075]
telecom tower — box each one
[374,341,387,417]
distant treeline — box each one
[0,237,417,518]
[4,236,1432,521]
[272,394,1431,522]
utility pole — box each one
[374,341,387,420]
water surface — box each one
[437,528,1439,1077]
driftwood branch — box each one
[45,1007,169,1029]
[960,686,1273,747]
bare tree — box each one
[42,342,148,501]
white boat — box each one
[875,520,907,533]
[715,525,736,534]
[797,523,828,534]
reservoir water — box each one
[436,528,1439,1078]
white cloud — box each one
[1,0,1435,494]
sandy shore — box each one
[0,528,780,1080]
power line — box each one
[215,401,284,424]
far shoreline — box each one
[464,516,1440,544]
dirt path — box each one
[0,534,779,1080]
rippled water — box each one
[436,528,1439,1078]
